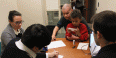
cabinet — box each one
[47,11,59,25]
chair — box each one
[46,25,57,36]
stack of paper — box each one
[47,40,66,49]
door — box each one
[82,0,88,22]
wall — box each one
[0,0,48,41]
[0,0,18,41]
[17,0,47,30]
[96,0,116,13]
[46,0,59,11]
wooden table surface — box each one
[47,38,91,58]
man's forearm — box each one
[52,26,59,36]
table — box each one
[47,38,91,58]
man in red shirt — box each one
[66,9,88,41]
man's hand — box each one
[52,35,56,40]
[48,51,59,58]
[67,28,72,33]
[51,26,59,41]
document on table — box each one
[47,40,66,49]
[51,55,63,58]
[58,55,63,58]
[77,42,89,50]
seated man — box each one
[1,10,24,53]
[1,24,59,58]
[91,10,116,58]
[66,9,88,41]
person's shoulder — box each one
[2,24,13,33]
[82,16,86,20]
[79,23,86,26]
[60,16,66,20]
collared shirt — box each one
[13,29,20,35]
[15,39,36,58]
[15,39,49,58]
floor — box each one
[56,23,92,38]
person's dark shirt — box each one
[1,38,46,58]
[57,16,91,34]
[92,43,116,58]
[16,33,22,38]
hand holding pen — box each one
[48,48,59,58]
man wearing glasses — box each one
[1,10,24,54]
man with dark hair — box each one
[2,24,59,58]
[1,10,24,53]
[52,4,91,40]
[91,10,116,58]
[66,9,88,41]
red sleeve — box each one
[65,23,72,37]
[79,23,88,41]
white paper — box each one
[77,42,89,50]
[47,40,66,49]
[58,55,63,58]
[47,53,63,58]
[68,28,77,31]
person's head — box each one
[8,10,23,30]
[91,10,116,46]
[70,9,82,27]
[21,24,51,53]
[62,4,73,20]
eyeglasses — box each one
[14,21,24,25]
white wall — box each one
[0,0,18,41]
[46,0,59,11]
[96,0,116,13]
[17,0,48,30]
[0,0,48,41]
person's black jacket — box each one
[1,38,46,58]
[92,43,116,58]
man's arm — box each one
[52,17,65,40]
[1,32,13,46]
[52,26,59,40]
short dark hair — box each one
[92,10,116,42]
[21,24,51,49]
[8,10,21,22]
[70,9,82,19]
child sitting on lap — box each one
[65,9,88,41]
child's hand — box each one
[74,27,81,37]
[67,28,72,33]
